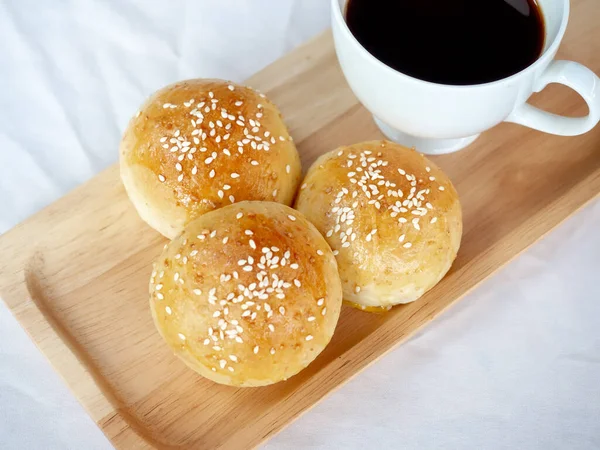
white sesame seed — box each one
[288,215,296,221]
[317,298,325,306]
[165,306,172,315]
[193,289,202,295]
[158,174,166,182]
[430,217,438,224]
[178,333,186,341]
[231,173,240,178]
[308,316,316,322]
[286,165,291,174]
[403,242,412,248]
[156,293,164,300]
[439,186,445,191]
[306,335,313,341]
[249,239,256,249]
[236,212,243,219]
[253,346,259,354]
[270,348,275,355]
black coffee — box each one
[345,0,545,85]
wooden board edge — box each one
[0,271,152,449]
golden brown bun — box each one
[295,140,462,309]
[149,201,342,387]
[120,79,301,239]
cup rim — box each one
[332,0,570,89]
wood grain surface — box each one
[1,2,599,447]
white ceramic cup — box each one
[331,0,600,154]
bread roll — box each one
[120,79,301,239]
[149,201,342,386]
[295,140,462,310]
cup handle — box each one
[505,60,600,136]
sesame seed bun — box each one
[149,201,342,387]
[295,140,462,310]
[120,79,301,239]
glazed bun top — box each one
[295,140,462,308]
[120,79,301,238]
[149,201,343,387]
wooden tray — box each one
[1,5,599,447]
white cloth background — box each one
[0,1,598,449]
